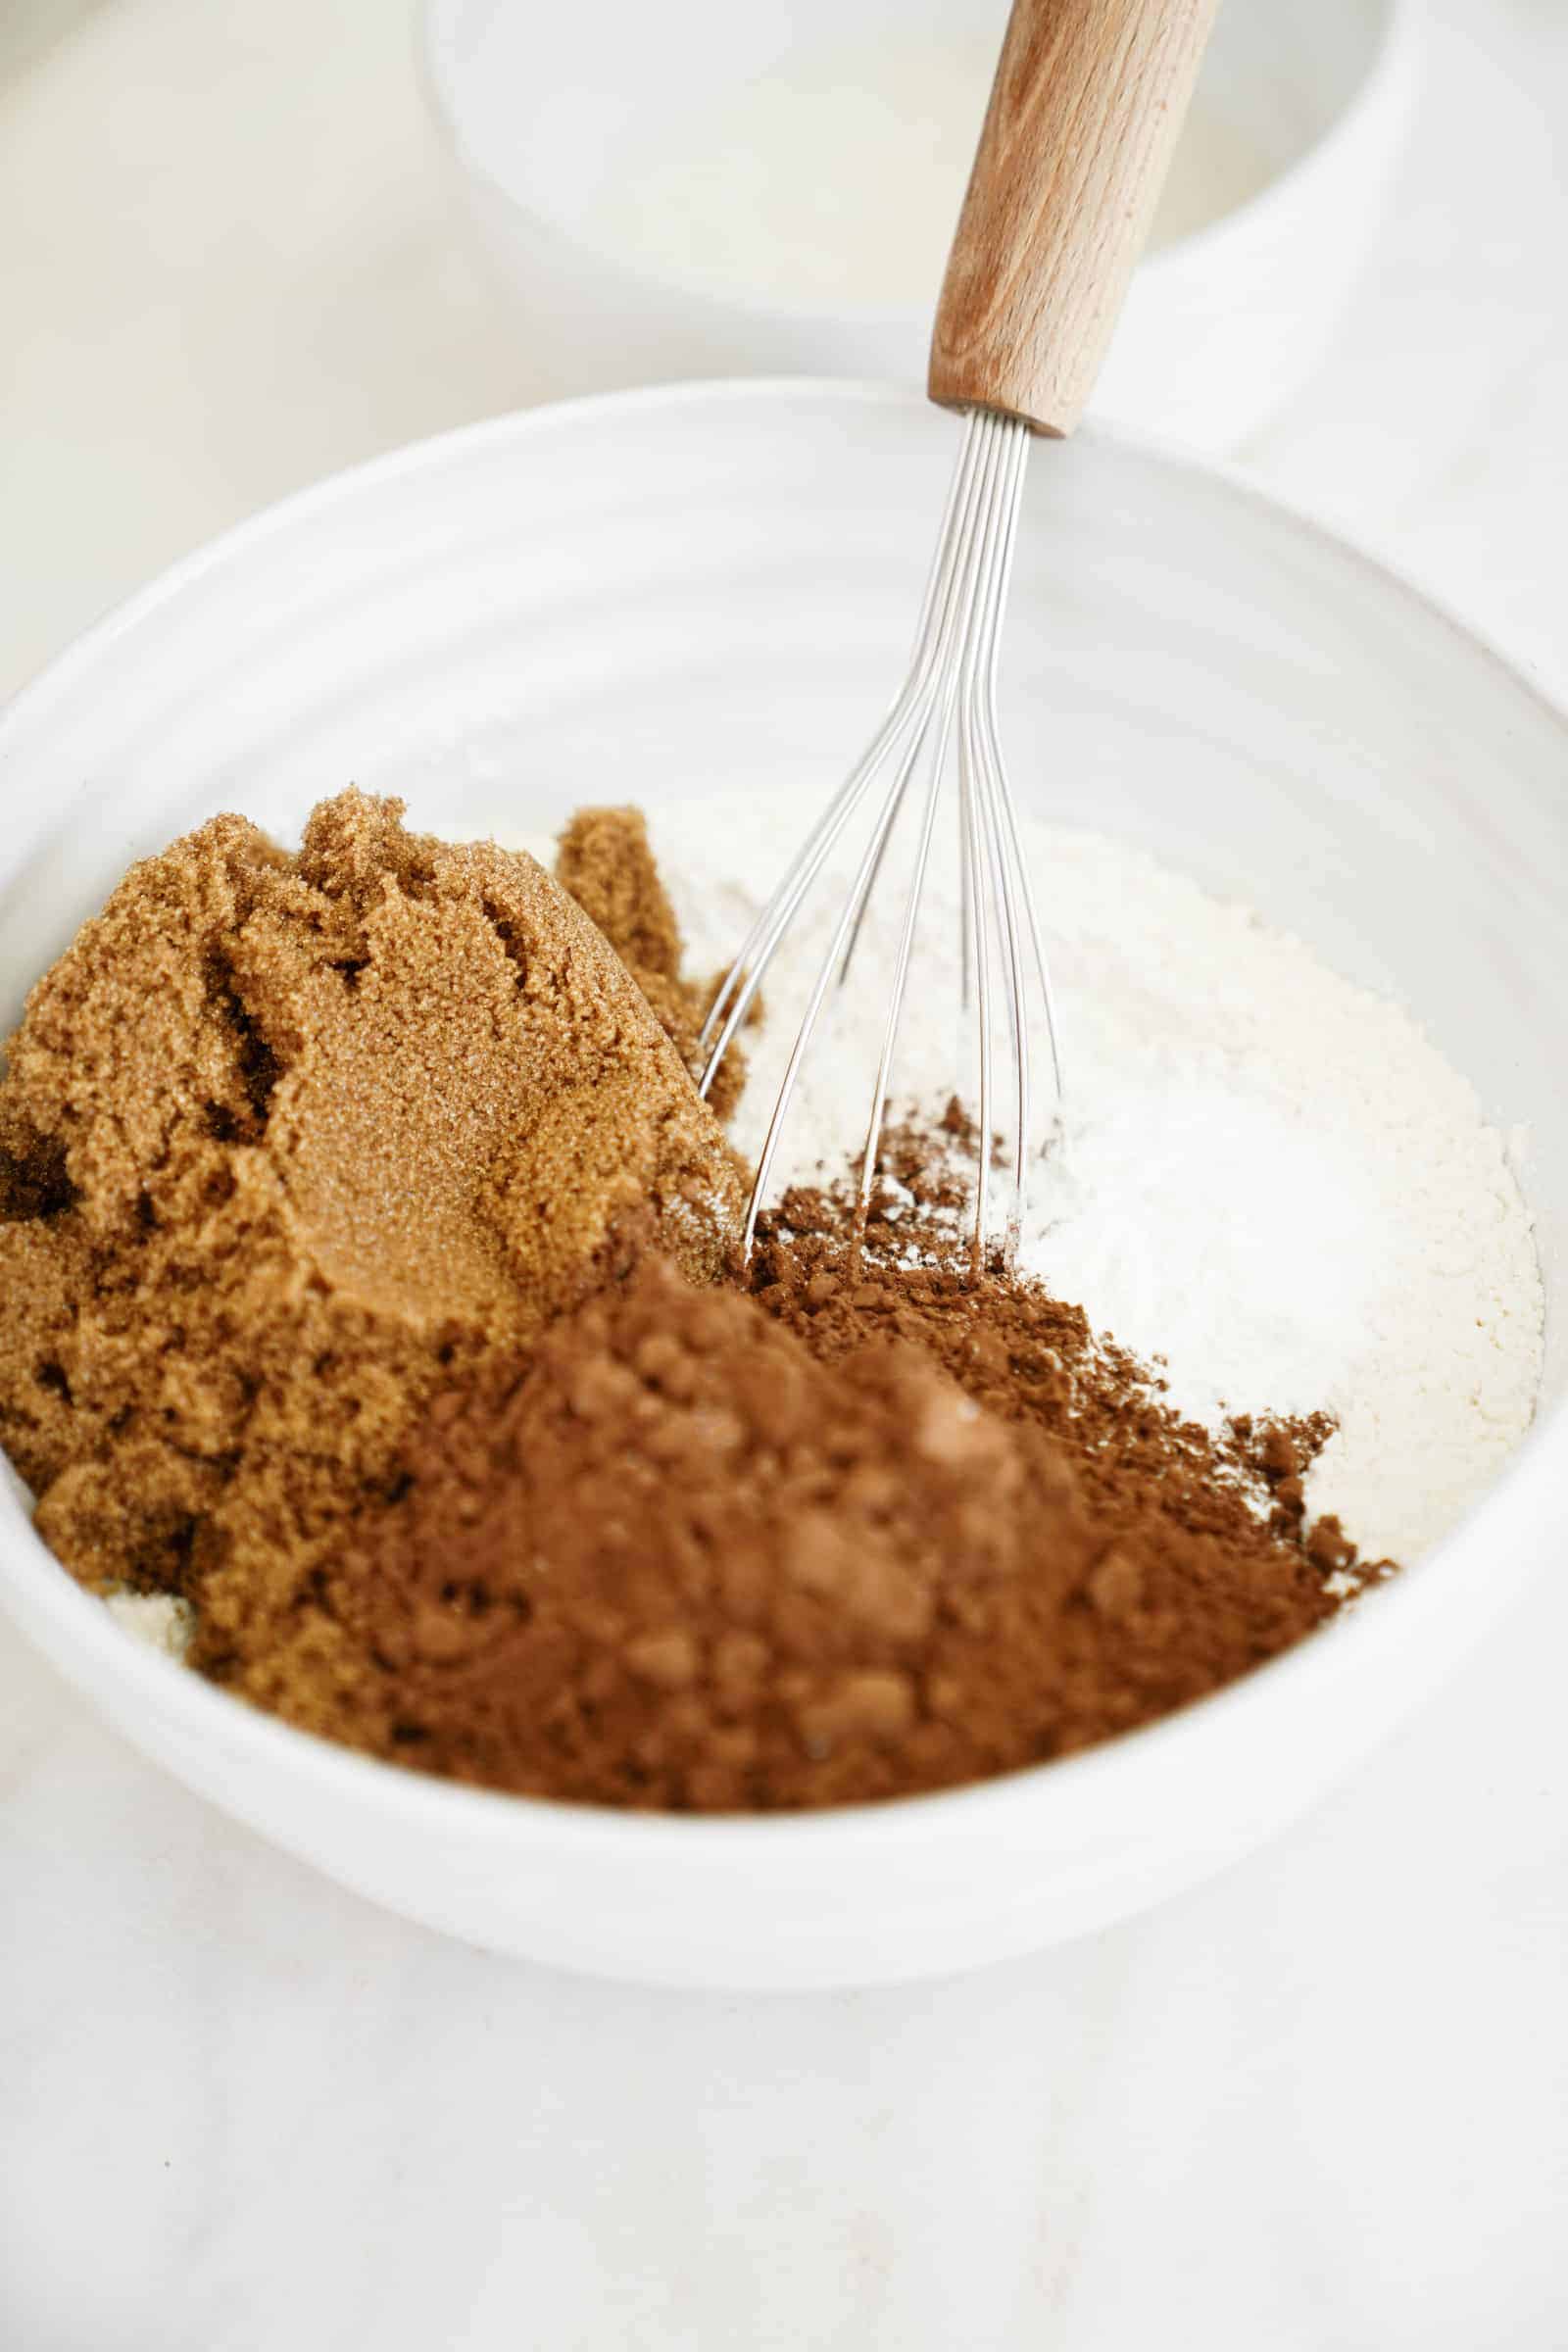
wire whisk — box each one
[696,0,1217,1275]
[697,409,1061,1276]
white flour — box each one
[104,1588,192,1659]
[646,796,1544,1567]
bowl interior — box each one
[428,0,1396,310]
[1,381,1563,1982]
[4,384,1563,1399]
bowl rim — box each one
[1136,0,1420,284]
[1,373,1562,1859]
[416,0,1421,330]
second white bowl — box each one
[422,0,1418,452]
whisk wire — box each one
[956,422,1028,1268]
[964,424,1033,1260]
[702,406,1059,1271]
[740,416,1006,1255]
[853,416,1015,1242]
[978,426,1063,1118]
[696,416,992,1089]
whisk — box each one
[697,0,1217,1271]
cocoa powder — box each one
[318,1217,1377,1808]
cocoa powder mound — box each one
[316,1210,1381,1810]
[748,1140,1366,1593]
[324,1256,1101,1805]
[0,791,741,1719]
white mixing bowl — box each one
[421,0,1418,452]
[0,382,1562,1989]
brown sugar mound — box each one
[554,805,749,1119]
[321,1244,1374,1813]
[0,791,741,1700]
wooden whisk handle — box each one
[929,0,1219,438]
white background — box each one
[3,1,1567,2344]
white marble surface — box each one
[3,1,1568,2343]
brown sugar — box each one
[0,791,740,1705]
[554,805,749,1120]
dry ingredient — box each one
[303,1136,1374,1810]
[0,791,740,1713]
[0,787,1540,1812]
[649,795,1545,1564]
[553,804,751,1124]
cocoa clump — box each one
[328,1255,1099,1806]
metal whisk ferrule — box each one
[697,408,1064,1277]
